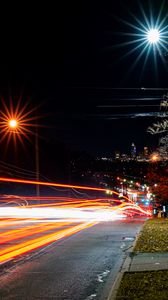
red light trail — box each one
[0,177,131,201]
[0,177,151,265]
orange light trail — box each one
[0,177,131,201]
[0,189,151,265]
[0,221,97,264]
[0,221,71,245]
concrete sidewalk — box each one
[129,252,168,272]
[107,217,168,300]
[108,252,168,299]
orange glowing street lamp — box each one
[150,153,160,162]
[8,119,18,129]
[8,118,40,196]
[0,99,41,197]
[152,155,157,161]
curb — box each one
[107,222,146,300]
[107,272,124,300]
[107,255,132,300]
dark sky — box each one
[63,0,168,155]
[0,0,168,158]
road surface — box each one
[0,219,145,300]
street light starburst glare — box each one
[0,97,40,150]
[147,28,160,44]
[112,2,168,77]
[9,119,18,128]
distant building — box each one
[101,157,108,161]
[121,153,128,161]
[144,146,149,157]
[115,151,120,160]
[131,143,136,159]
[137,152,144,161]
[101,157,113,162]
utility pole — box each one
[35,125,40,197]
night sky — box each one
[63,0,168,155]
[0,0,168,162]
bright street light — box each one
[147,28,160,44]
[115,2,168,74]
[150,153,160,162]
[0,99,40,197]
[8,119,18,129]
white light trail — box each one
[0,207,125,222]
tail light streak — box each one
[0,177,151,264]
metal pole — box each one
[35,125,40,197]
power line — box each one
[66,86,168,91]
[98,104,160,108]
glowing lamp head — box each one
[152,155,157,160]
[152,155,157,161]
[9,119,18,128]
[151,154,160,162]
[147,28,160,44]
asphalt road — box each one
[0,219,145,300]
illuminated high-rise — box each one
[131,142,136,159]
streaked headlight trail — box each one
[0,178,151,265]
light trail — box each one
[0,218,40,228]
[0,222,97,264]
[0,183,151,265]
[0,201,151,221]
[0,177,131,202]
[0,177,106,191]
[0,221,71,245]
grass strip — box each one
[116,270,168,300]
[133,218,168,252]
